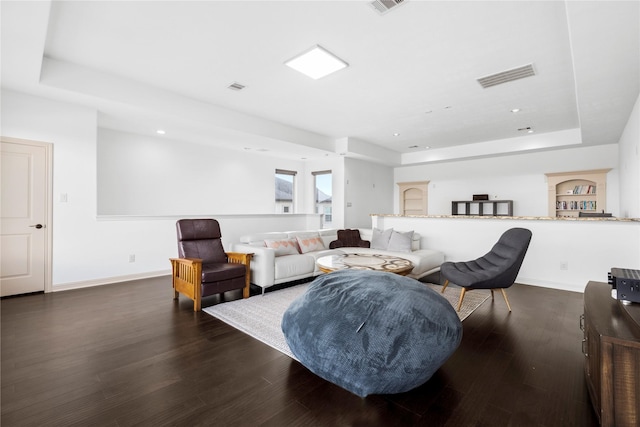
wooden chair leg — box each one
[441,279,450,293]
[490,289,494,299]
[173,290,179,300]
[456,287,467,311]
[500,288,512,312]
[242,273,251,299]
[193,296,201,312]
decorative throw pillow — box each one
[387,230,414,253]
[296,235,326,254]
[371,228,393,250]
[264,239,299,256]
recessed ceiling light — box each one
[518,126,534,133]
[393,132,400,137]
[156,129,166,135]
[444,106,453,110]
[408,145,419,148]
[285,45,348,80]
[511,108,521,113]
[528,129,534,133]
[425,146,431,149]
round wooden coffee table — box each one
[316,253,414,276]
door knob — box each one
[29,224,44,229]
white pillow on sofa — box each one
[387,230,414,253]
[296,235,326,254]
[265,239,299,256]
[371,228,393,250]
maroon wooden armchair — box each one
[170,219,252,311]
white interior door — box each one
[1,138,51,296]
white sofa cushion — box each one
[240,232,288,245]
[387,230,414,253]
[371,228,393,250]
[319,229,339,248]
[360,228,420,251]
[275,254,315,281]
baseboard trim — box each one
[51,272,586,294]
[517,277,585,293]
[53,270,171,292]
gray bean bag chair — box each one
[281,270,463,397]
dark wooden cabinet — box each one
[451,200,513,216]
[582,281,640,426]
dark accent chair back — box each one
[470,227,532,289]
[329,229,371,249]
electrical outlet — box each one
[560,261,568,271]
[129,254,136,263]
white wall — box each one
[97,128,307,216]
[618,94,640,219]
[373,215,640,293]
[395,144,620,217]
[344,157,394,228]
[1,90,329,289]
[3,88,637,291]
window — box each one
[275,169,296,214]
[313,170,332,227]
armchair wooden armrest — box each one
[170,258,203,310]
[170,253,254,311]
[226,252,253,299]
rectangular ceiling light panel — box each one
[477,64,536,88]
[370,0,406,15]
[285,45,348,80]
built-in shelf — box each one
[546,169,610,218]
[451,200,513,216]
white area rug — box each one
[204,283,489,360]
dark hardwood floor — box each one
[1,276,598,426]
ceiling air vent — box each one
[227,82,246,91]
[370,0,406,15]
[477,64,536,89]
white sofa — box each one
[232,228,445,295]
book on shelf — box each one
[555,200,596,211]
[572,184,596,195]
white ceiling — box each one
[2,1,639,165]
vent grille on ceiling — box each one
[370,0,405,14]
[228,82,246,91]
[477,64,536,89]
